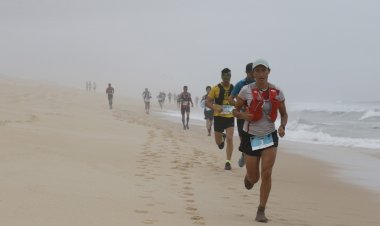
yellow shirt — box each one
[208,83,234,118]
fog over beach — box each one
[1,0,380,225]
[1,0,380,102]
[1,77,380,225]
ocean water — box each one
[157,101,380,194]
[159,101,380,150]
[285,101,380,194]
[286,101,380,150]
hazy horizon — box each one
[1,0,379,102]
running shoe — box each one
[218,133,226,149]
[244,176,254,190]
[255,206,268,223]
[224,161,231,170]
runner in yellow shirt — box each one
[206,68,235,170]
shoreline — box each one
[156,104,380,196]
[1,77,380,225]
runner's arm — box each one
[278,100,288,137]
[232,96,252,121]
[229,82,241,105]
[232,96,245,118]
[205,96,214,110]
[228,94,236,106]
[178,93,182,104]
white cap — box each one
[251,58,270,70]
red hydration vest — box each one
[248,87,279,122]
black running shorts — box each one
[213,116,234,133]
[204,110,214,120]
[237,118,245,137]
[181,106,190,114]
[239,130,278,157]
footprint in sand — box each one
[134,209,149,214]
[162,210,176,214]
[148,130,155,136]
[186,206,197,211]
[0,120,11,126]
[27,114,39,122]
[142,219,158,224]
[138,195,152,199]
[191,216,205,225]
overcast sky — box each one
[0,0,379,102]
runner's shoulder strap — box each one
[215,84,234,105]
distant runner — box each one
[106,83,114,109]
[176,93,181,109]
[201,86,214,136]
[178,86,194,130]
[195,96,199,107]
[173,93,177,104]
[168,92,172,104]
[157,92,166,109]
[142,88,152,114]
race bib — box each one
[250,134,274,151]
[200,100,205,108]
[182,101,189,106]
[220,105,234,115]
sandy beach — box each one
[1,77,379,226]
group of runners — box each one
[198,59,288,222]
[141,89,184,115]
[210,59,287,222]
[86,81,96,92]
[104,58,288,223]
[141,86,194,129]
[105,85,178,114]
